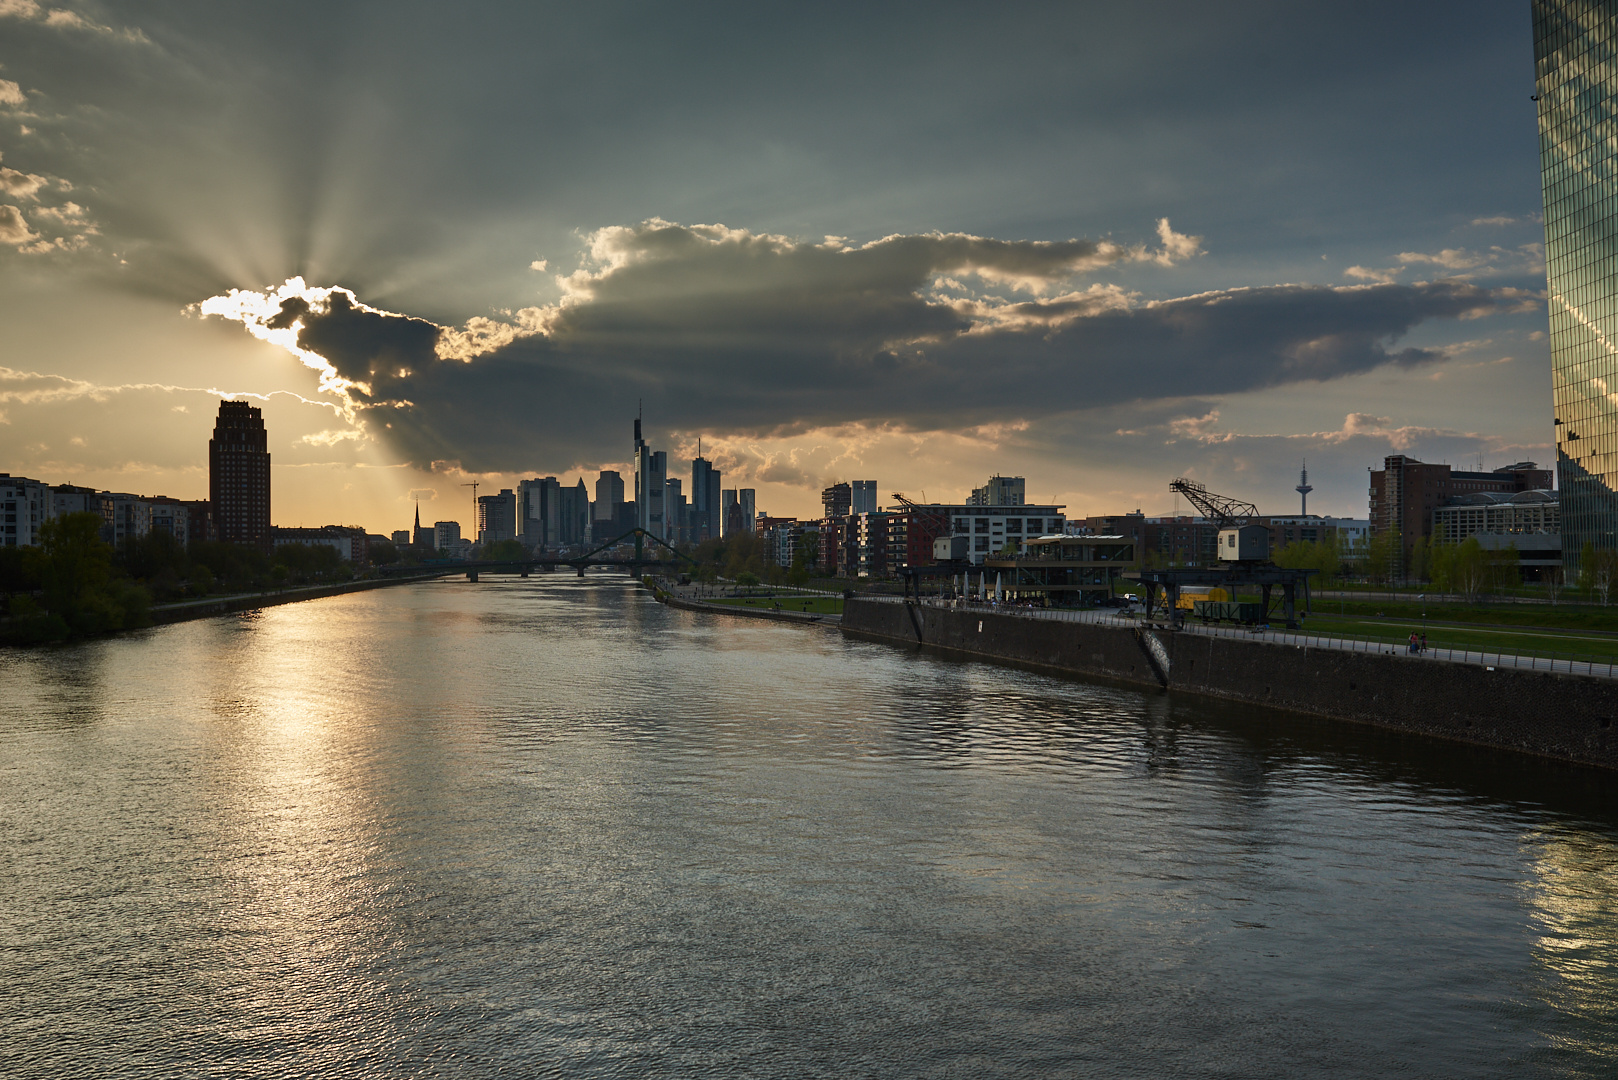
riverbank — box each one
[2,573,448,646]
[841,598,1618,770]
[147,574,448,625]
[650,583,841,628]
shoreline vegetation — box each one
[0,512,428,646]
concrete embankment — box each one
[655,589,840,628]
[841,598,1618,770]
[149,575,439,625]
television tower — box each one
[1295,461,1313,516]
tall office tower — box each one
[209,399,270,544]
[692,452,721,541]
[663,477,685,544]
[633,414,666,538]
[1536,0,1618,567]
[477,489,517,543]
[739,488,756,533]
[517,478,546,548]
[557,479,591,545]
[851,480,877,514]
[721,488,740,537]
[967,475,1026,506]
[594,470,625,522]
[649,451,668,539]
[822,482,852,518]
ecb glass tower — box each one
[1536,0,1618,566]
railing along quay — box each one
[856,595,1618,681]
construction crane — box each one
[461,480,480,534]
[1168,477,1258,529]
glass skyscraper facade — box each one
[1536,0,1618,567]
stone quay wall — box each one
[841,598,1618,770]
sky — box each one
[0,0,1556,532]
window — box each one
[974,519,989,533]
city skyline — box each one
[0,3,1554,526]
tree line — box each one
[0,513,366,644]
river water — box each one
[3,576,1617,1078]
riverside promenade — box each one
[842,597,1618,770]
[855,596,1618,680]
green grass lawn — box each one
[709,595,845,615]
[1288,613,1618,662]
[1305,596,1618,633]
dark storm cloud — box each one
[204,221,1535,473]
[264,289,440,393]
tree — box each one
[481,539,526,562]
[1409,534,1432,583]
[37,513,149,636]
[1452,537,1488,604]
[1365,531,1398,585]
[1489,543,1521,594]
[1274,539,1342,584]
[1545,566,1564,607]
[368,539,399,565]
[1593,549,1618,607]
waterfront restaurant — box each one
[982,534,1136,605]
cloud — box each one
[0,204,36,246]
[0,363,343,414]
[0,78,23,106]
[1398,247,1491,271]
[32,200,87,223]
[1393,244,1545,278]
[0,158,49,199]
[1345,265,1401,285]
[201,219,1536,474]
[0,0,148,41]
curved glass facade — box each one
[1536,0,1618,566]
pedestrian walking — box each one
[1409,632,1418,654]
[1420,632,1428,654]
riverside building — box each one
[1535,0,1618,569]
[209,399,271,545]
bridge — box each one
[376,528,699,582]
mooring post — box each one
[467,570,479,583]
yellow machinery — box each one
[1175,586,1229,610]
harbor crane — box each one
[1167,477,1258,528]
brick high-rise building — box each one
[1368,455,1551,575]
[209,400,270,544]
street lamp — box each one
[1419,593,1426,653]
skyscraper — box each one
[851,480,877,514]
[692,449,721,542]
[209,399,270,544]
[1536,0,1618,567]
[633,413,665,538]
[594,469,626,541]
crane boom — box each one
[1168,477,1258,528]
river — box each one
[4,576,1617,1078]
